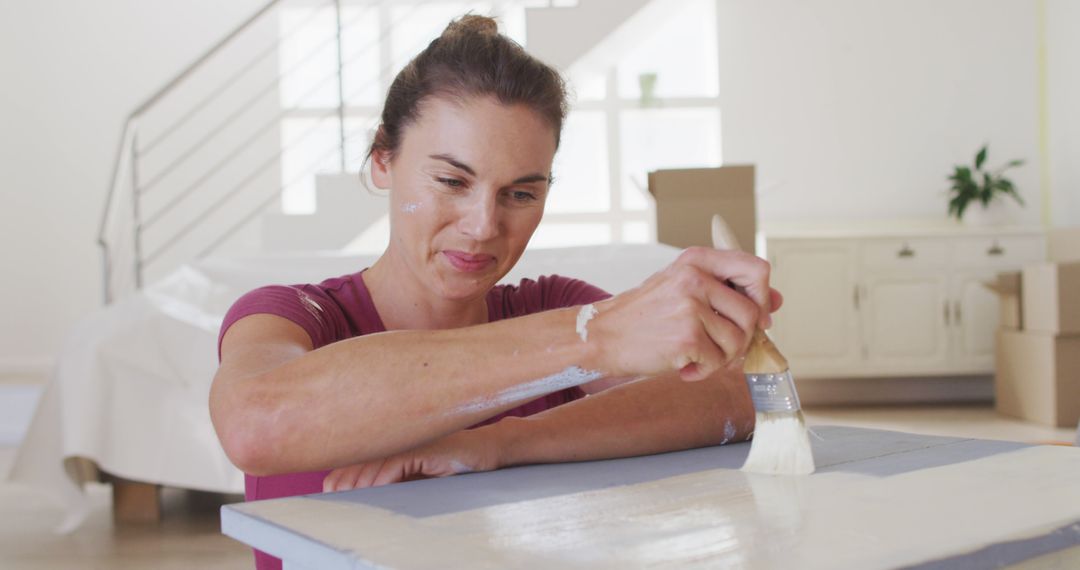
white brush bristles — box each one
[741,411,816,476]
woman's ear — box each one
[370,148,392,190]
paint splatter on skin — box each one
[454,366,603,415]
[721,419,737,445]
[449,460,473,475]
[402,202,420,213]
[576,304,598,342]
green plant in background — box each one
[947,145,1025,220]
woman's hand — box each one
[321,427,502,492]
[589,247,782,383]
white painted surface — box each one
[222,426,1080,569]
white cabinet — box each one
[950,271,1001,370]
[768,241,860,372]
[861,275,950,370]
[765,227,1044,379]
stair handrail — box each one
[96,0,288,303]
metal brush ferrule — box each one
[744,372,802,413]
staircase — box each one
[97,0,656,304]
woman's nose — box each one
[456,196,499,241]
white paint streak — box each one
[741,411,815,475]
[449,460,473,475]
[721,419,737,445]
[454,366,603,415]
[575,304,598,342]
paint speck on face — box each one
[402,202,420,213]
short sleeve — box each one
[217,285,346,360]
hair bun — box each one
[443,14,498,37]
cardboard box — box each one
[1021,261,1080,334]
[1047,227,1080,262]
[984,271,1022,329]
[995,329,1080,428]
[648,166,757,254]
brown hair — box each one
[367,14,568,165]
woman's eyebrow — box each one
[512,173,550,185]
[429,153,549,185]
[429,154,476,176]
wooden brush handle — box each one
[709,214,791,375]
[743,329,790,374]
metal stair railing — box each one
[96,0,439,304]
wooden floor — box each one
[0,404,1075,570]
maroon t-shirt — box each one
[217,270,610,570]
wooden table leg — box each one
[111,476,162,524]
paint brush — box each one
[709,214,815,476]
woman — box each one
[211,14,779,570]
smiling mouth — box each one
[442,250,496,272]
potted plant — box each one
[947,144,1025,225]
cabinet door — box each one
[950,271,1000,372]
[767,241,860,374]
[862,275,950,371]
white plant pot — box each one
[962,199,1012,226]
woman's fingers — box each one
[371,458,409,487]
[676,247,772,327]
[322,470,340,493]
[769,287,783,314]
[592,247,779,381]
[324,459,388,492]
[701,276,760,342]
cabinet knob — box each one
[987,242,1005,256]
[897,243,915,258]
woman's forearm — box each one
[492,364,755,468]
[221,306,607,475]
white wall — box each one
[716,0,1043,226]
[1047,0,1080,228]
[0,0,266,382]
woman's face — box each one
[371,95,557,303]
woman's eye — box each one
[510,190,537,202]
[437,177,465,189]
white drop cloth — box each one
[5,243,682,532]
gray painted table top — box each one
[221,426,1080,569]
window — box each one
[277,0,722,248]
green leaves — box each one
[946,144,1025,220]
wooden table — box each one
[221,426,1080,569]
